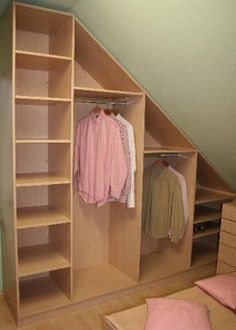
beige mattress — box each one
[104,286,236,330]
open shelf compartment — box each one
[16,99,71,141]
[19,269,71,318]
[18,223,71,277]
[15,57,72,99]
[15,3,73,57]
[16,143,71,187]
[16,184,71,228]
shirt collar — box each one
[90,110,105,124]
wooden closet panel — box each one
[16,186,48,208]
[16,144,48,174]
[74,60,103,89]
[16,104,49,139]
[73,196,110,268]
[15,68,49,97]
[109,96,145,281]
[75,19,141,92]
[18,227,49,248]
[145,96,194,149]
[0,6,19,319]
[16,30,49,54]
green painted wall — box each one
[0,0,236,291]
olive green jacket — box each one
[142,166,185,244]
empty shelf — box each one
[16,139,71,144]
[18,244,70,277]
[17,206,71,229]
[15,95,71,105]
[20,276,70,318]
[16,173,70,187]
[16,50,71,71]
[144,147,195,154]
[194,206,221,224]
[195,187,235,205]
[74,86,144,99]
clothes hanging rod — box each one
[74,97,128,106]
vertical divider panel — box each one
[109,95,145,281]
[70,17,75,300]
[0,3,19,320]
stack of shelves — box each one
[192,187,236,268]
[14,3,73,317]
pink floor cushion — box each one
[145,298,212,330]
[195,274,236,310]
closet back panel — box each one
[15,103,71,140]
[73,102,110,268]
[74,60,103,89]
[109,97,145,281]
[75,20,141,92]
[17,185,71,218]
[145,97,193,148]
[15,3,73,57]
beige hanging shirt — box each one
[142,166,185,244]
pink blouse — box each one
[74,111,127,206]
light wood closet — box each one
[0,2,235,326]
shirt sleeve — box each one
[110,126,128,199]
[170,179,185,244]
[127,124,136,208]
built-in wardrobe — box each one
[0,2,235,326]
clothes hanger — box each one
[146,157,169,169]
[91,104,102,114]
[104,104,119,116]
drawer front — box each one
[219,231,236,249]
[218,243,236,268]
[217,261,236,275]
[221,218,236,235]
[222,202,236,222]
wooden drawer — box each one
[219,231,236,249]
[217,261,236,274]
[218,243,236,268]
[221,218,236,235]
[222,201,236,222]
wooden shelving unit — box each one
[16,50,71,70]
[16,173,70,187]
[74,86,144,99]
[193,222,220,239]
[17,206,71,229]
[18,244,71,277]
[16,139,71,144]
[1,1,235,326]
[20,275,70,318]
[144,147,195,154]
[195,187,235,205]
[15,95,71,105]
[194,206,221,224]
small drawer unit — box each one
[217,201,236,274]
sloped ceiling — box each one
[1,0,236,190]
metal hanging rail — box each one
[74,97,128,106]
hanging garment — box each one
[108,114,131,203]
[168,165,189,238]
[142,166,185,244]
[74,110,127,206]
[116,114,136,208]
